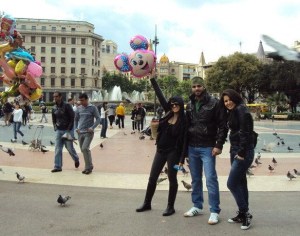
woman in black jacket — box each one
[220,89,254,230]
[136,73,186,216]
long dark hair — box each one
[220,89,244,110]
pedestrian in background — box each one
[51,92,80,173]
[40,103,48,123]
[100,102,108,138]
[107,104,116,129]
[75,93,101,175]
[115,102,125,129]
[11,102,24,143]
[220,89,254,230]
[3,101,13,126]
[130,104,138,134]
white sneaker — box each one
[184,207,203,217]
[208,213,219,225]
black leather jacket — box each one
[52,101,74,131]
[228,104,254,157]
[185,91,228,150]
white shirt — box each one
[13,108,23,122]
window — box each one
[51,78,55,86]
[61,37,66,44]
[81,79,85,88]
[51,37,56,43]
[31,36,36,43]
[41,26,46,31]
[81,38,86,45]
[61,78,65,87]
[52,27,56,32]
[51,67,55,73]
[71,58,75,64]
[71,78,75,87]
[92,49,94,56]
[30,46,36,53]
[92,59,94,65]
[42,66,45,73]
[41,57,46,63]
[61,67,65,73]
[51,57,56,63]
[102,48,105,53]
[71,67,75,74]
[61,57,66,63]
[81,58,86,64]
[71,38,76,44]
[81,68,86,74]
[21,25,26,30]
[71,48,76,54]
[40,77,45,86]
[106,45,110,53]
[81,48,86,54]
[41,36,46,43]
[61,27,66,32]
[32,26,36,31]
[41,47,46,53]
[51,47,56,54]
[71,28,76,32]
[22,36,26,42]
[61,48,66,54]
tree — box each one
[205,52,262,103]
[266,92,289,113]
[157,76,179,98]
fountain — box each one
[92,85,146,103]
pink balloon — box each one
[0,58,16,79]
[114,54,131,72]
[27,61,42,77]
[130,35,149,50]
[128,49,156,78]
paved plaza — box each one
[0,113,300,236]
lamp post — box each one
[153,25,159,117]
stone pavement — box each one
[0,115,300,235]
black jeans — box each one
[117,115,124,128]
[148,149,179,190]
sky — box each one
[2,0,300,64]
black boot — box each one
[136,182,156,212]
[162,184,178,216]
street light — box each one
[153,25,159,117]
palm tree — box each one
[266,92,289,113]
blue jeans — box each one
[227,146,254,213]
[100,118,108,138]
[188,146,220,213]
[13,122,24,139]
[54,129,79,169]
[78,132,94,171]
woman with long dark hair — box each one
[220,89,255,230]
[136,72,186,216]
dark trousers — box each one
[108,115,115,126]
[137,118,144,131]
[227,145,254,213]
[117,115,124,128]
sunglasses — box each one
[170,103,179,108]
[192,85,203,88]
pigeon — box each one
[268,165,275,172]
[181,167,189,176]
[157,177,167,185]
[0,145,15,156]
[293,169,300,176]
[28,124,33,129]
[41,147,49,154]
[287,171,296,180]
[277,142,280,146]
[163,166,168,175]
[262,35,300,62]
[22,140,28,145]
[57,195,71,206]
[139,135,145,140]
[255,158,262,165]
[181,180,192,191]
[281,141,285,145]
[100,143,103,148]
[0,168,4,173]
[50,141,55,146]
[257,152,261,160]
[16,172,25,182]
[272,157,277,165]
[287,146,293,152]
[246,168,254,177]
[273,132,277,136]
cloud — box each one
[2,0,300,64]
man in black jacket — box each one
[51,92,80,172]
[181,77,228,225]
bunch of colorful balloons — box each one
[0,14,43,104]
[114,35,156,78]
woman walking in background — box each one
[100,102,108,138]
[11,103,24,143]
[220,89,255,230]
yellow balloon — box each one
[0,42,13,59]
[7,59,17,68]
[15,60,27,75]
[29,88,42,101]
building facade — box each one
[15,18,104,102]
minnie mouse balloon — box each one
[129,49,156,78]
